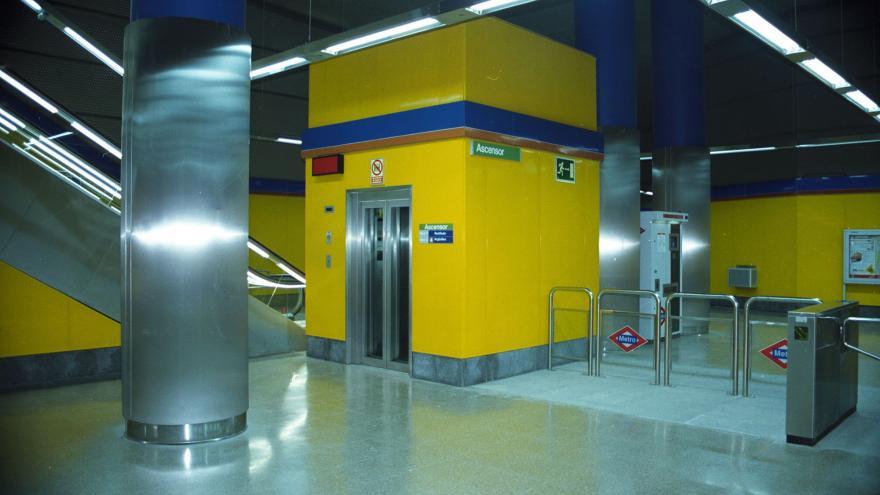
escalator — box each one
[0,104,307,387]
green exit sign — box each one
[555,157,575,183]
[471,140,521,162]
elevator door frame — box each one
[346,186,412,374]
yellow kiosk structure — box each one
[303,18,603,385]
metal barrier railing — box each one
[548,287,594,374]
[743,296,821,397]
[664,293,739,394]
[595,289,662,384]
[842,317,880,362]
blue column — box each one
[576,0,641,297]
[575,0,637,128]
[652,0,705,147]
[131,0,245,30]
[651,0,710,330]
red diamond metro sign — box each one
[608,326,648,352]
[760,339,788,369]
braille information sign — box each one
[419,224,453,244]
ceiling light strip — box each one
[62,27,124,76]
[250,0,536,80]
[703,1,878,126]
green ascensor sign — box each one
[470,140,521,162]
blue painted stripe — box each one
[302,101,603,154]
[712,175,880,200]
[249,177,305,196]
[131,0,245,29]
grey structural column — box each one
[652,0,711,331]
[121,0,251,443]
[576,0,640,301]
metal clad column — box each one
[652,0,711,330]
[576,0,640,301]
[122,1,251,443]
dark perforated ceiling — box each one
[1,0,878,185]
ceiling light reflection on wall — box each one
[250,56,307,79]
[0,69,59,114]
[62,27,124,76]
[322,18,441,55]
[732,10,804,55]
[466,0,536,15]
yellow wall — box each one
[462,148,599,357]
[305,139,468,356]
[304,139,599,359]
[1,193,307,358]
[710,192,880,305]
[0,261,119,358]
[309,18,596,131]
[248,193,306,271]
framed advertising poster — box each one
[844,230,880,285]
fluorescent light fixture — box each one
[250,56,307,79]
[639,156,652,161]
[0,124,9,134]
[248,270,305,289]
[467,0,536,15]
[276,137,303,145]
[710,146,776,155]
[799,58,849,89]
[276,262,306,284]
[704,0,730,4]
[644,191,654,196]
[875,115,880,123]
[0,108,26,128]
[0,115,18,132]
[0,69,59,114]
[46,131,73,140]
[70,121,122,159]
[63,27,124,76]
[322,18,441,55]
[796,138,880,149]
[30,138,121,198]
[30,134,121,192]
[247,241,270,259]
[844,90,880,113]
[732,10,804,55]
[21,0,42,12]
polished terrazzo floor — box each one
[1,352,879,494]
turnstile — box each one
[786,301,859,446]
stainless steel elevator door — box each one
[347,188,412,373]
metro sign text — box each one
[760,339,788,369]
[608,326,648,353]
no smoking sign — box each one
[370,158,384,185]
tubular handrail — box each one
[842,317,880,361]
[595,289,662,384]
[548,287,594,375]
[664,293,739,395]
[743,296,821,397]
